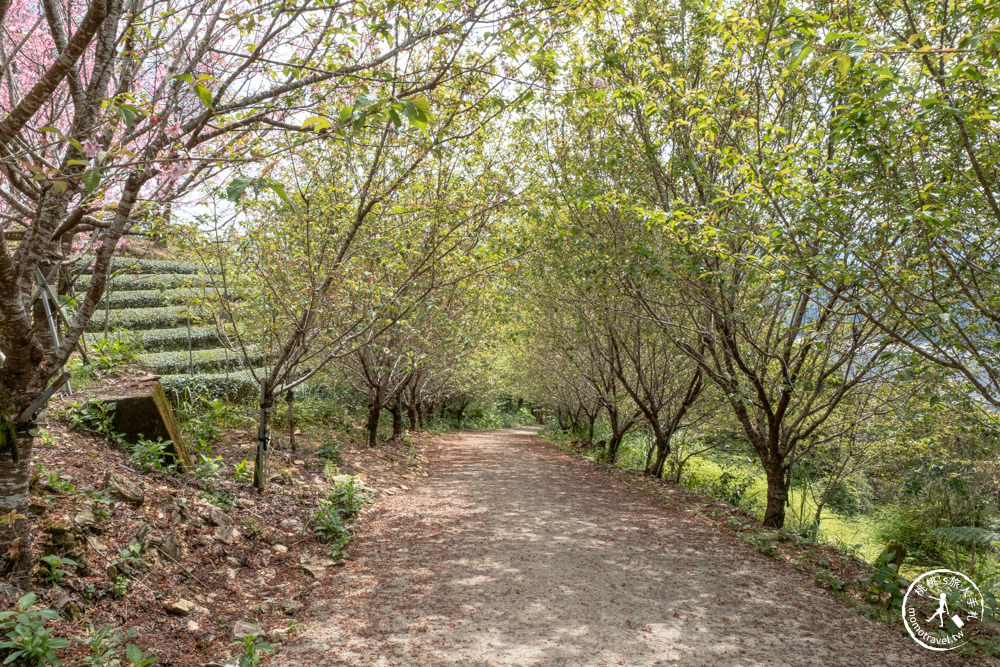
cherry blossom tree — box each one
[0,0,556,583]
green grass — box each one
[561,428,893,569]
[677,452,889,565]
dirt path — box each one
[274,428,952,666]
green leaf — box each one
[265,180,294,209]
[355,92,378,108]
[126,643,143,663]
[835,54,851,80]
[194,84,214,110]
[82,169,101,193]
[387,107,402,129]
[226,175,254,202]
[118,105,138,128]
[302,116,331,131]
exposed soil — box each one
[17,391,427,666]
[275,427,962,666]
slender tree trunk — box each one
[0,429,34,586]
[456,400,467,425]
[651,432,671,479]
[254,391,274,491]
[366,400,381,448]
[416,401,426,429]
[391,399,404,440]
[285,390,295,451]
[762,458,789,528]
[607,432,622,464]
[587,414,595,443]
[643,433,655,473]
[406,402,418,431]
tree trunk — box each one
[456,400,467,425]
[254,391,273,491]
[366,401,381,448]
[406,402,418,431]
[285,390,295,451]
[0,429,35,586]
[607,432,622,464]
[643,433,655,473]
[391,400,404,440]
[587,414,595,443]
[416,401,426,429]
[650,432,671,479]
[762,459,789,528]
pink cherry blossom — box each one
[82,140,100,157]
[166,122,182,138]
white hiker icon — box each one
[927,593,949,628]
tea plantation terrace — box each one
[78,256,263,399]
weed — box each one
[242,517,263,539]
[232,459,253,483]
[312,477,374,558]
[229,634,273,667]
[90,328,144,371]
[813,568,845,592]
[66,400,117,436]
[312,509,352,559]
[0,593,70,665]
[34,465,75,494]
[111,575,130,599]
[74,625,154,666]
[128,438,175,473]
[125,642,157,666]
[192,454,225,491]
[745,531,779,556]
[39,555,78,584]
[316,439,342,463]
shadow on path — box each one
[274,428,952,666]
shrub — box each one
[85,305,207,333]
[101,287,198,309]
[138,347,256,375]
[161,369,261,402]
[88,257,201,274]
[78,272,206,292]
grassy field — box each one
[558,430,895,570]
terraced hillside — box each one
[79,257,261,399]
